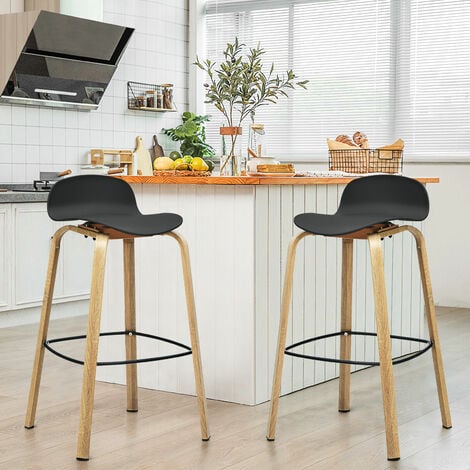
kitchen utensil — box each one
[152,135,164,159]
[107,168,124,175]
[23,169,73,191]
[80,165,109,175]
[134,136,153,176]
[39,169,72,181]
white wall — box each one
[0,0,188,183]
[405,162,470,308]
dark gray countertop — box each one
[0,185,50,203]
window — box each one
[201,0,470,161]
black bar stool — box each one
[266,174,451,461]
[24,175,210,460]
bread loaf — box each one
[335,135,357,147]
[353,131,369,149]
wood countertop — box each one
[121,175,439,185]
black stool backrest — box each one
[48,175,139,221]
[337,175,429,222]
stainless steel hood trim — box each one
[22,50,119,67]
[0,95,98,110]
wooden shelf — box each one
[128,106,177,112]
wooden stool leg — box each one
[76,234,109,461]
[368,234,400,461]
[267,232,310,440]
[167,232,210,441]
[407,226,452,429]
[338,238,354,412]
[25,226,68,429]
[123,239,138,412]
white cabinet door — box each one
[12,203,92,307]
[13,204,58,306]
[0,205,11,309]
[60,225,93,298]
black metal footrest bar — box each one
[284,330,433,366]
[44,330,192,366]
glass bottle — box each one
[247,123,265,172]
[248,123,265,157]
[145,89,155,108]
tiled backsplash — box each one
[0,0,188,183]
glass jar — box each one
[161,83,173,109]
[248,123,265,158]
[136,95,145,108]
[145,90,155,108]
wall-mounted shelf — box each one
[127,81,176,112]
[128,106,177,112]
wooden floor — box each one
[1,307,470,469]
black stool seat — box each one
[48,175,182,236]
[294,175,429,236]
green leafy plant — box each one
[162,111,216,164]
[194,37,308,172]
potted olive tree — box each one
[194,37,308,174]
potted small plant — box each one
[162,111,216,170]
[194,37,308,174]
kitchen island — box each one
[96,175,437,405]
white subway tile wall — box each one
[0,0,189,183]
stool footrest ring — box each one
[44,330,192,366]
[284,330,433,366]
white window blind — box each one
[395,1,470,159]
[202,0,470,161]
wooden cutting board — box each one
[134,136,153,176]
[152,134,164,158]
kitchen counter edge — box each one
[119,175,439,185]
[0,192,49,203]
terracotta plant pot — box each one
[219,126,242,136]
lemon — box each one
[182,155,193,164]
[191,157,209,171]
[173,158,188,170]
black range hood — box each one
[0,10,134,110]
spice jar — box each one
[145,90,155,108]
[136,95,145,108]
[161,83,173,109]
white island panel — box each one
[98,182,424,405]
